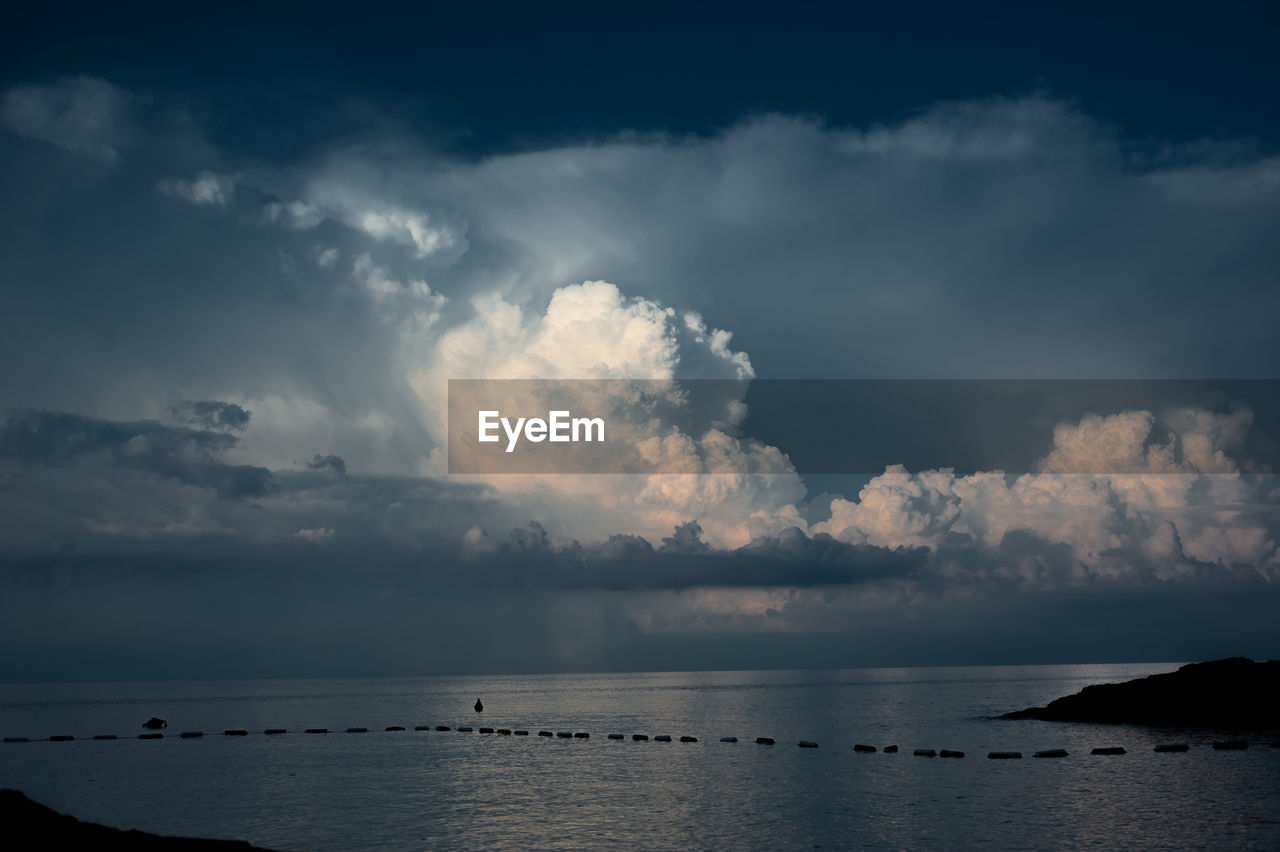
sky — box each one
[1,2,1278,681]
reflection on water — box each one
[1,665,1278,850]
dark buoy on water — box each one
[474,698,484,713]
[142,717,167,730]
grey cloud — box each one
[465,521,929,591]
[0,409,271,499]
[171,400,252,431]
[0,76,134,162]
[307,453,347,475]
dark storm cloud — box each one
[171,400,251,431]
[0,409,271,499]
[307,454,347,475]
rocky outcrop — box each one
[1002,658,1280,727]
[0,790,278,850]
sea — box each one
[1,663,1278,850]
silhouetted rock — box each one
[1001,658,1280,728]
[0,789,278,850]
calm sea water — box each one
[1,664,1278,850]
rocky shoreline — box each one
[1001,657,1280,727]
[0,789,279,851]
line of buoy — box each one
[5,725,1274,760]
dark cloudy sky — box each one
[2,1,1278,682]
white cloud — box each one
[410,279,802,547]
[158,171,236,206]
[815,407,1278,583]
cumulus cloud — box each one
[0,76,133,162]
[815,406,1278,585]
[412,279,805,547]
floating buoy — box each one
[608,734,624,740]
[556,732,572,738]
[1091,747,1125,755]
[3,737,28,743]
[987,751,1021,759]
[142,717,167,730]
[1154,743,1189,753]
[305,728,328,734]
[437,726,451,732]
[265,729,286,735]
[224,730,248,736]
[1033,749,1068,758]
[457,727,473,733]
[50,735,74,742]
[514,730,529,736]
[346,728,368,734]
[798,741,818,748]
[474,699,483,713]
[574,732,590,739]
[853,744,876,753]
[140,733,163,740]
[539,731,553,737]
[883,745,899,753]
[179,731,203,738]
[940,750,964,758]
[1212,740,1248,750]
[497,729,511,735]
[720,736,737,743]
[756,737,774,745]
[632,734,649,741]
[913,749,936,757]
[654,735,672,742]
[680,736,698,743]
[94,735,117,740]
[479,727,494,734]
[386,726,405,732]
